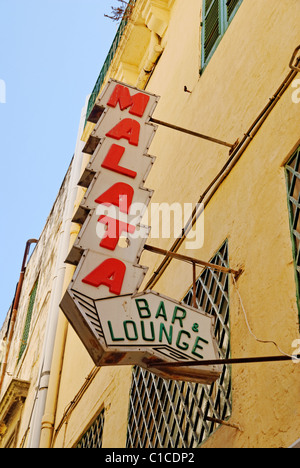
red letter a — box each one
[106,119,140,147]
[82,258,126,295]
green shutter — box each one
[203,0,221,63]
[18,281,38,362]
[201,0,243,71]
[226,0,242,21]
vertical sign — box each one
[60,80,221,383]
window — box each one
[18,281,38,363]
[285,146,300,321]
[76,409,105,448]
[126,241,231,448]
[201,0,243,70]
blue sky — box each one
[0,0,119,327]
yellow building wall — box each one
[0,167,73,448]
[142,0,300,448]
[52,0,300,448]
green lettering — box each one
[159,323,173,344]
[176,330,191,351]
[192,336,208,359]
[141,321,155,342]
[108,321,124,342]
[171,306,186,327]
[135,298,151,318]
[124,321,138,341]
[155,301,168,321]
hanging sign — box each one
[60,80,221,384]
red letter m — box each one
[107,84,150,118]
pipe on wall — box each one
[27,98,89,448]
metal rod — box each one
[289,45,300,73]
[205,416,242,431]
[149,117,234,149]
[143,244,241,277]
[150,354,298,368]
[192,262,197,309]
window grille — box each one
[201,0,243,70]
[18,281,38,362]
[126,241,231,448]
[76,409,105,448]
[285,146,300,320]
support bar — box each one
[192,262,197,309]
[143,244,242,278]
[205,416,242,431]
[149,354,299,368]
[149,117,235,150]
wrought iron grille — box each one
[126,241,231,448]
[76,409,105,448]
[285,146,300,319]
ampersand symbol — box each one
[192,323,199,333]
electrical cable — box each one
[232,275,296,360]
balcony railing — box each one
[86,0,137,122]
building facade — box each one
[1,0,300,449]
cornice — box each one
[0,379,30,425]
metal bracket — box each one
[143,244,242,277]
[205,416,243,431]
[289,45,300,73]
[149,117,235,150]
[150,354,300,369]
[229,138,240,155]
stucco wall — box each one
[141,0,300,448]
[2,0,300,449]
[0,166,72,447]
[55,0,300,448]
